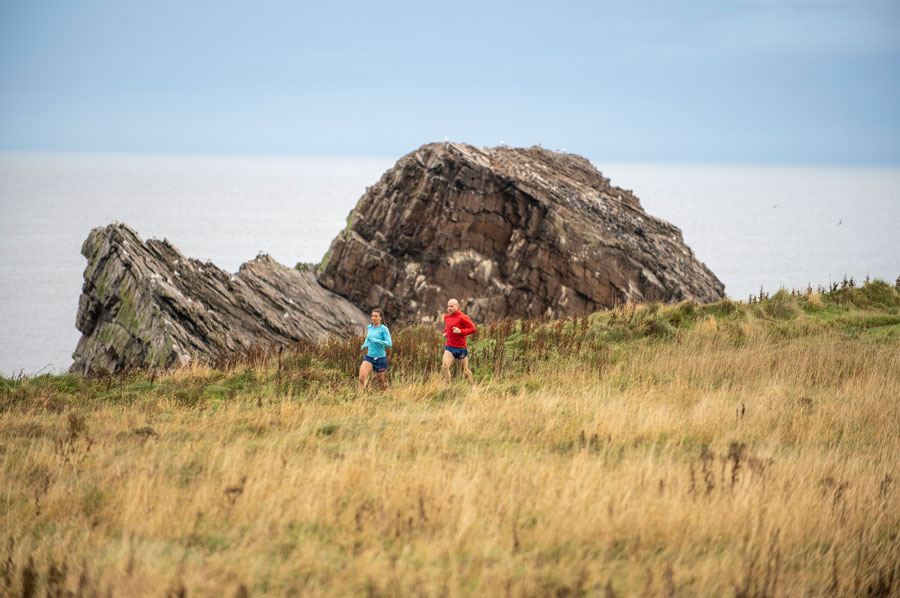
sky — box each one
[1,0,898,164]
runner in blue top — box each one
[358,308,392,391]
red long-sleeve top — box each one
[443,311,476,348]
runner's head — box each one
[447,299,459,315]
[371,308,384,326]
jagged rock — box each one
[317,142,725,323]
[71,224,367,374]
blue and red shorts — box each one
[363,355,389,372]
[444,346,468,360]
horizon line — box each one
[2,147,899,169]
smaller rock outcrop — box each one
[71,224,367,374]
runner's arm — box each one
[368,328,392,347]
[458,315,477,336]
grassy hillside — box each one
[2,280,899,597]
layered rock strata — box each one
[71,224,367,374]
[317,142,725,323]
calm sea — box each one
[1,152,898,376]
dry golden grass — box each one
[2,285,900,597]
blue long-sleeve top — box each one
[361,324,392,358]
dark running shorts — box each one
[363,355,389,372]
[444,346,469,360]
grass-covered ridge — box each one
[2,280,899,597]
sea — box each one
[1,152,899,377]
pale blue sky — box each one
[1,0,898,163]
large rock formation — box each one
[317,143,725,323]
[71,224,367,374]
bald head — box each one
[446,298,459,315]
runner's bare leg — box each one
[460,356,474,385]
[358,360,373,392]
[442,350,454,384]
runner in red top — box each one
[442,298,476,385]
